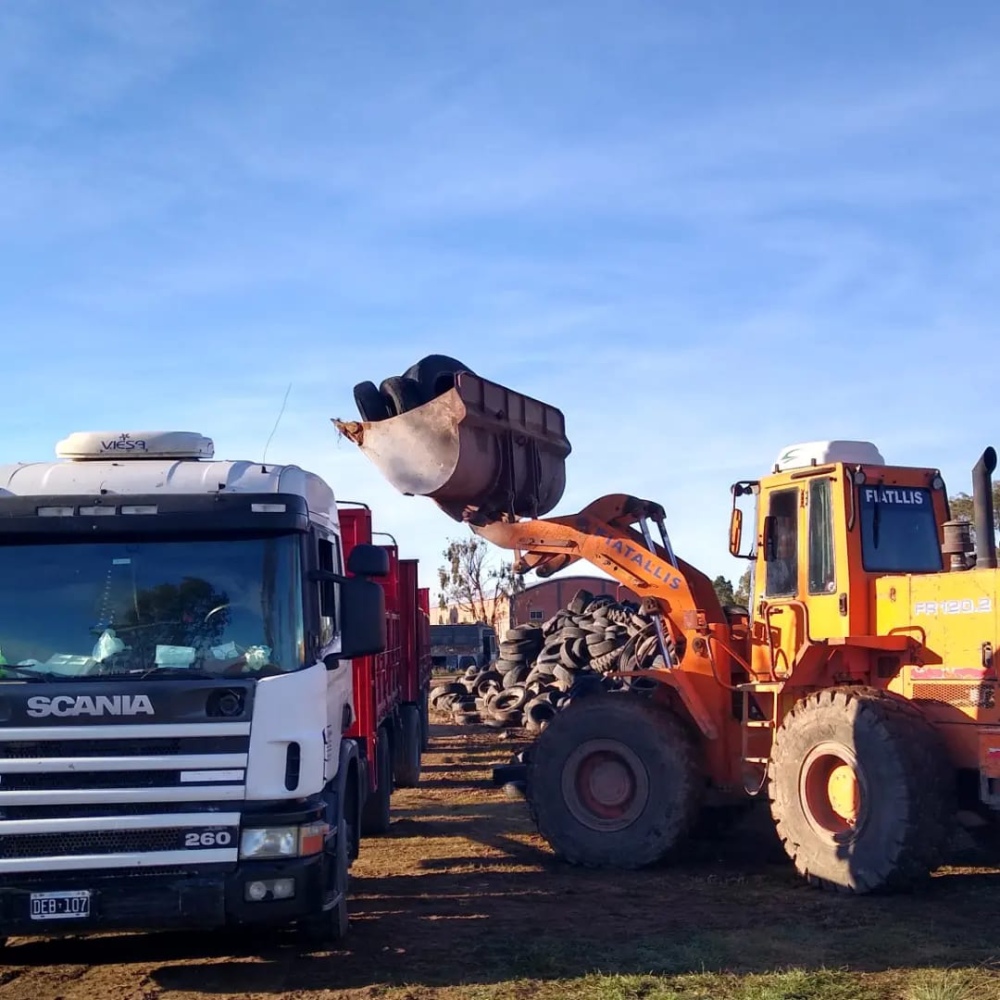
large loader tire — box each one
[360,726,392,835]
[768,686,953,894]
[525,692,702,869]
[393,704,423,788]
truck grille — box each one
[0,736,244,759]
[0,718,250,875]
[0,828,202,859]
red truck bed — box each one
[337,502,430,834]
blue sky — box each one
[2,1,999,596]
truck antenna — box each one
[261,382,293,470]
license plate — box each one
[29,890,91,921]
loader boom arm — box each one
[476,493,701,622]
[333,368,728,737]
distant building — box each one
[431,594,511,629]
[509,575,639,627]
[433,575,640,634]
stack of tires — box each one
[353,354,476,423]
[427,589,668,732]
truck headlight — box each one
[239,827,298,859]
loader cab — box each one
[729,441,949,680]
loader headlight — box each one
[239,827,297,859]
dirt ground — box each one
[2,716,1000,1000]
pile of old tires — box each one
[352,354,476,423]
[428,588,667,732]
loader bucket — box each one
[333,372,571,525]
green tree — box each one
[712,575,735,607]
[117,577,231,664]
[733,568,752,608]
[437,537,525,631]
[949,483,1000,529]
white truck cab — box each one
[0,430,387,944]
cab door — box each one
[752,485,804,679]
[802,475,846,640]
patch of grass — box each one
[904,967,999,1000]
[369,968,1000,1000]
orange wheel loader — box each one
[334,367,999,894]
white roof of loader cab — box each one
[773,440,885,473]
[0,430,339,529]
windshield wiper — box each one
[140,666,215,680]
[96,667,215,680]
[0,665,56,682]
[872,487,882,548]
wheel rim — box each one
[562,738,649,831]
[799,742,868,840]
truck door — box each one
[755,486,804,678]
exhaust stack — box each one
[972,446,997,569]
[334,372,571,526]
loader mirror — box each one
[729,479,759,560]
[728,508,743,557]
[338,576,387,659]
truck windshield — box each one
[0,534,305,679]
[858,485,942,573]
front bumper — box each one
[0,853,332,937]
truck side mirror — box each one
[347,543,390,578]
[728,508,743,557]
[338,577,387,659]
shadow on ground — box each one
[5,719,1000,997]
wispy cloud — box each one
[1,1,998,591]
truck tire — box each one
[360,726,392,835]
[420,688,430,751]
[769,686,953,894]
[394,704,423,787]
[525,692,702,868]
[300,816,350,945]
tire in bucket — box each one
[768,685,953,894]
[393,704,423,788]
[525,692,702,868]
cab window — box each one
[808,479,836,594]
[317,535,342,648]
[765,488,799,598]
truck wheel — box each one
[420,688,430,750]
[525,692,702,868]
[394,704,423,787]
[300,817,350,945]
[360,726,392,835]
[769,686,953,894]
